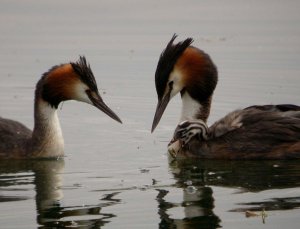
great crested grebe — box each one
[151,35,300,159]
[0,56,122,159]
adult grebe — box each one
[151,35,300,159]
[0,56,122,159]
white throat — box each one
[32,100,64,157]
[180,93,202,122]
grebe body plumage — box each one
[152,35,300,159]
[0,56,122,159]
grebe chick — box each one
[0,56,122,159]
[151,35,300,159]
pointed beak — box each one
[87,90,122,124]
[151,91,171,133]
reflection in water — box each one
[0,171,33,202]
[232,196,300,213]
[37,194,118,228]
[1,158,300,228]
[156,187,220,229]
[156,158,300,228]
[156,158,222,229]
[0,160,118,228]
[169,159,300,192]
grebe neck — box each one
[180,92,211,123]
[29,98,64,158]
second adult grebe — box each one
[0,56,122,159]
[151,35,300,159]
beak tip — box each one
[90,94,122,124]
[151,124,156,133]
[110,113,122,124]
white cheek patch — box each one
[168,69,184,99]
[73,82,92,104]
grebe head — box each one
[151,34,218,132]
[38,56,122,123]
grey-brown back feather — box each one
[185,105,300,159]
[0,117,32,157]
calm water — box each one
[1,0,300,228]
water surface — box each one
[1,0,300,228]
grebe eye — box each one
[168,81,174,88]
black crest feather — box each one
[36,56,98,109]
[71,56,98,91]
[155,34,193,99]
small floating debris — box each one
[245,208,268,223]
[245,210,260,217]
[139,185,150,191]
[152,179,158,185]
[140,168,150,173]
[262,209,268,224]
